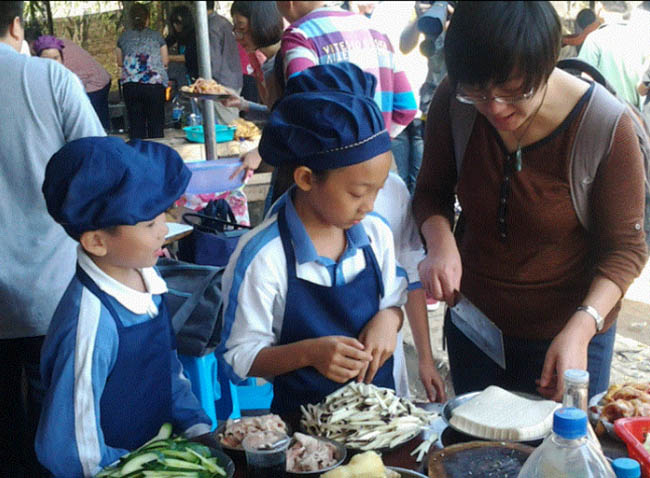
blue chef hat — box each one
[258,62,391,171]
[43,137,191,238]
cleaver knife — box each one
[450,293,506,369]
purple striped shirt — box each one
[281,7,417,138]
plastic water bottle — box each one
[612,458,641,478]
[562,369,602,451]
[517,407,615,477]
[172,96,184,129]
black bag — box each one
[178,199,251,267]
[157,257,224,357]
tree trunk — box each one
[45,0,54,35]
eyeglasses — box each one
[455,87,535,105]
[232,25,249,39]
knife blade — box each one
[450,293,506,369]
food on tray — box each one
[218,413,287,449]
[321,451,399,478]
[230,118,261,140]
[181,77,229,95]
[449,386,560,441]
[286,432,339,473]
[96,422,228,477]
[595,383,650,423]
[300,382,436,451]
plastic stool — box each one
[178,353,220,430]
[236,378,273,412]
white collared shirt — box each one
[77,246,167,318]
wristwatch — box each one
[577,305,604,332]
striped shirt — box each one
[281,6,417,138]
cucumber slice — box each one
[141,422,173,448]
[159,458,204,470]
[120,452,159,474]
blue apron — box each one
[76,266,174,450]
[271,208,395,413]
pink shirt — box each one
[61,39,111,93]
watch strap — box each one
[577,305,604,332]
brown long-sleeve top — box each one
[413,78,648,340]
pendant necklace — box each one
[512,83,548,172]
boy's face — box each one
[100,213,168,269]
[308,151,391,230]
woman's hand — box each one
[536,313,595,401]
[307,336,372,383]
[357,308,402,384]
[229,148,262,179]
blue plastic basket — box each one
[184,125,236,143]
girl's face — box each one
[305,151,392,230]
[100,213,168,270]
[232,13,255,52]
[460,76,544,133]
[40,48,62,64]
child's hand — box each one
[357,308,402,384]
[308,336,373,383]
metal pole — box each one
[194,1,217,160]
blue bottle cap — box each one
[553,407,587,439]
[612,457,641,478]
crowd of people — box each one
[1,1,648,477]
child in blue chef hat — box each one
[36,137,213,478]
[218,62,409,414]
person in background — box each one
[559,8,601,59]
[36,138,214,478]
[219,63,408,414]
[116,2,168,139]
[277,0,416,140]
[34,34,112,131]
[166,5,199,83]
[206,0,243,125]
[33,34,64,63]
[578,1,650,109]
[0,3,105,476]
[219,1,286,183]
[231,0,285,110]
[413,1,647,401]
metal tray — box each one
[441,391,552,443]
[387,466,428,478]
[181,90,230,100]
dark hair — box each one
[169,5,194,42]
[206,1,215,11]
[576,8,596,30]
[0,1,23,38]
[231,1,284,48]
[444,1,561,93]
[130,3,149,31]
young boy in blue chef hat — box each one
[218,62,409,414]
[35,137,213,478]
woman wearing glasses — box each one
[412,1,647,401]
